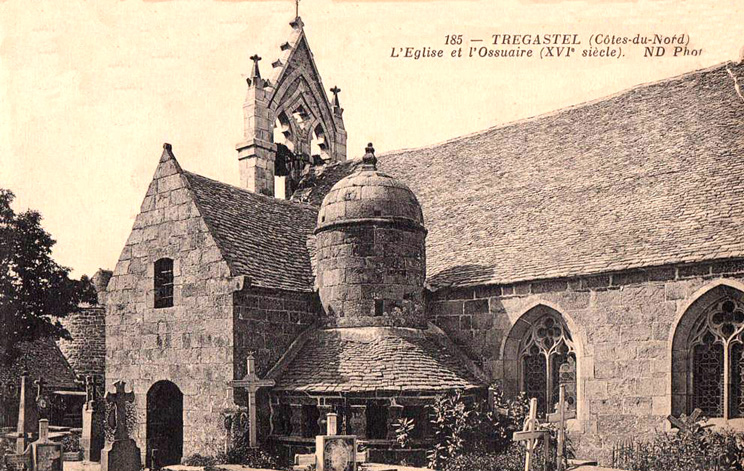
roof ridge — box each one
[378,60,739,158]
[182,169,319,212]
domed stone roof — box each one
[316,144,425,231]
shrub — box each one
[394,417,416,449]
[427,390,472,469]
[62,432,81,453]
[443,444,553,471]
[612,415,744,471]
[182,453,217,467]
[215,443,279,469]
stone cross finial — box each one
[295,0,300,20]
[250,54,262,80]
[362,143,377,170]
[106,380,135,440]
[330,86,341,108]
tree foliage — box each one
[0,189,97,363]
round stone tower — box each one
[315,143,427,327]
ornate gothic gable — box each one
[236,17,346,198]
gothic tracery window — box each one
[519,314,576,416]
[689,298,744,418]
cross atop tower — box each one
[295,0,301,19]
[330,86,341,108]
[250,54,262,80]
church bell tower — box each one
[236,16,347,198]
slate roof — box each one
[0,338,79,391]
[293,62,744,289]
[183,171,318,292]
[271,327,485,393]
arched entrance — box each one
[146,380,183,468]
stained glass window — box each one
[689,298,744,418]
[519,313,576,416]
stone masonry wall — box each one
[427,259,744,464]
[233,286,317,440]
[316,224,427,328]
[58,305,106,380]
[106,153,235,460]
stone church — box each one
[105,14,744,466]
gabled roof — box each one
[270,326,486,393]
[0,338,79,391]
[293,62,744,289]
[183,171,318,292]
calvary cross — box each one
[229,354,275,448]
[512,398,550,471]
[547,385,576,471]
[106,380,135,440]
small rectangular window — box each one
[374,299,384,317]
[154,258,174,308]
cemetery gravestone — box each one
[3,447,32,471]
[81,375,104,462]
[100,380,141,471]
[228,353,275,448]
[512,398,549,471]
[34,379,50,421]
[316,413,357,471]
[547,384,576,471]
[16,371,38,454]
[31,419,62,471]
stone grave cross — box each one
[34,378,50,419]
[512,398,549,471]
[86,375,101,405]
[107,380,134,440]
[229,354,275,448]
[547,385,576,471]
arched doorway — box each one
[146,380,183,468]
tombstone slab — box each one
[101,439,141,471]
[81,376,104,462]
[31,419,63,471]
[316,435,357,471]
[100,380,141,471]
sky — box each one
[0,0,742,278]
